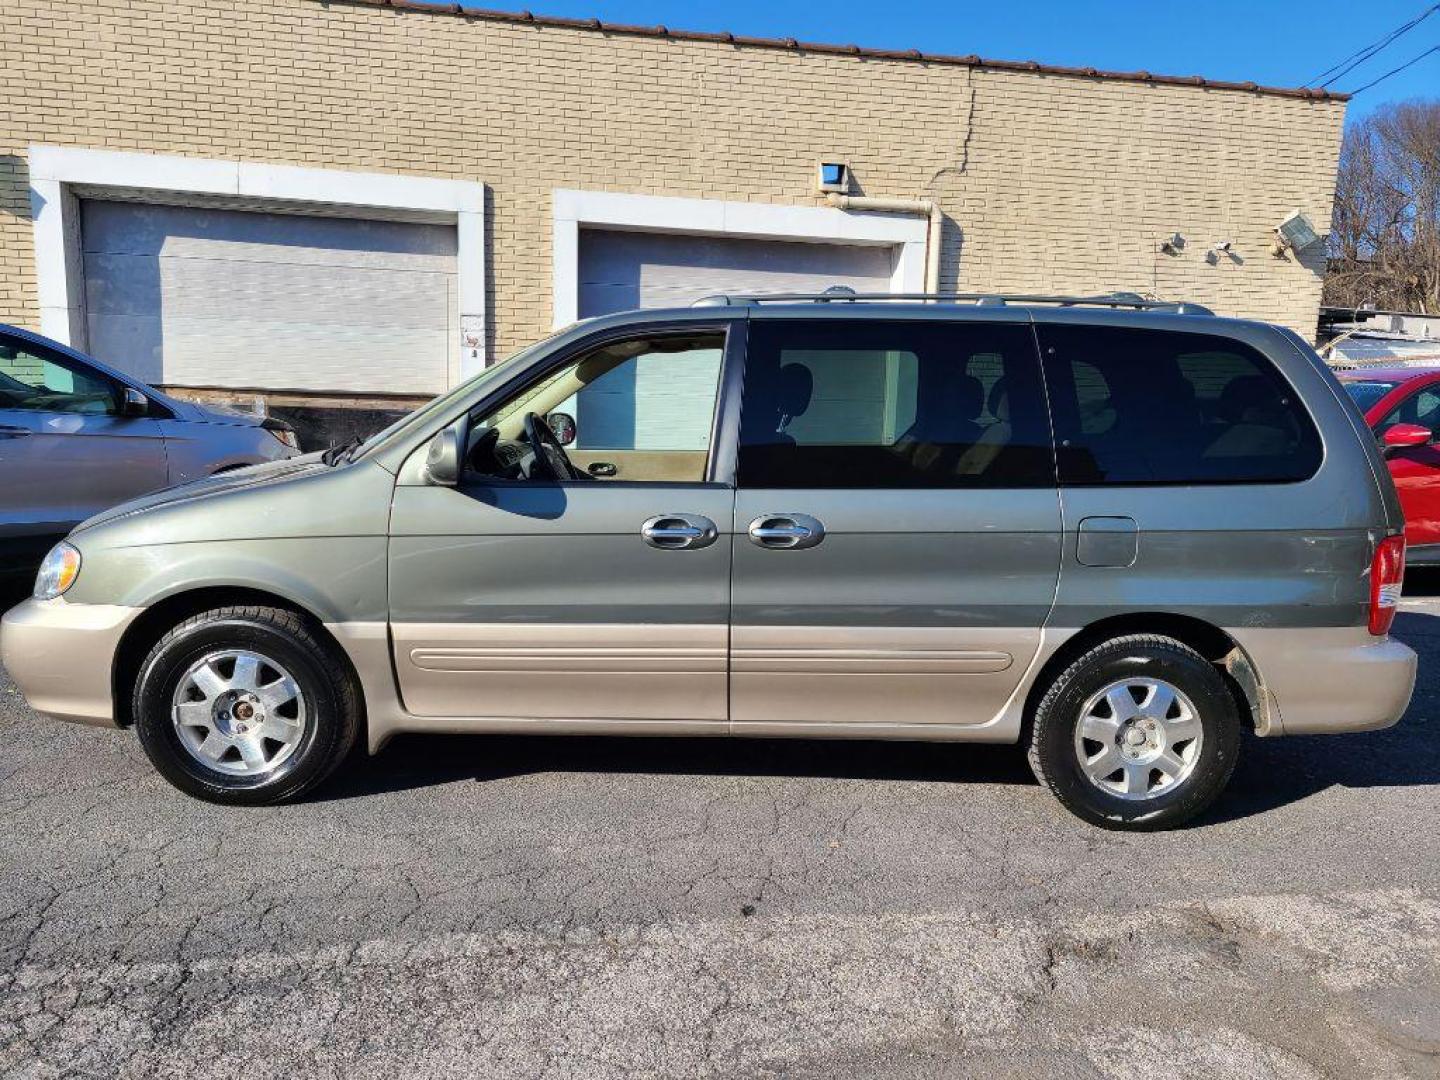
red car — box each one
[1338,367,1440,563]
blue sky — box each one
[529,0,1439,122]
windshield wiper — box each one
[322,435,363,467]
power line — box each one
[1304,2,1439,88]
[1346,42,1440,94]
[1321,5,1438,87]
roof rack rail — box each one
[690,290,1215,316]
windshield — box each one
[1341,380,1401,413]
[350,328,572,461]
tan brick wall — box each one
[0,0,1345,364]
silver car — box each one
[0,324,298,581]
[0,294,1418,829]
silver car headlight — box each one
[261,417,300,451]
[34,542,81,600]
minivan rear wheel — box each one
[1027,634,1240,830]
[132,605,360,805]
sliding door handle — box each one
[748,513,825,550]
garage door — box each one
[577,229,897,317]
[81,201,457,395]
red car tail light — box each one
[1370,534,1406,636]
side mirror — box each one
[120,387,149,417]
[547,411,577,446]
[1382,422,1432,455]
[422,419,466,486]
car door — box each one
[728,314,1063,734]
[0,333,167,561]
[1373,382,1440,551]
[386,322,740,726]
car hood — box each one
[72,452,330,534]
[171,399,269,427]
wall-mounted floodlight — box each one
[1274,210,1321,255]
[1206,239,1237,264]
[1160,232,1186,255]
[816,161,850,194]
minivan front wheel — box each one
[1027,634,1240,830]
[133,605,360,805]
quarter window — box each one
[1039,326,1322,485]
[737,320,1053,489]
[0,337,120,415]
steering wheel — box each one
[523,412,586,481]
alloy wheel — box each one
[1072,677,1203,801]
[171,649,308,777]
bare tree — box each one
[1326,99,1440,313]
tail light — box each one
[1370,534,1406,636]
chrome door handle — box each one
[641,514,719,550]
[748,513,825,550]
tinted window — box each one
[1342,380,1401,413]
[737,320,1052,489]
[1039,326,1322,485]
[0,337,119,415]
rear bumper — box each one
[1406,543,1440,567]
[0,598,142,727]
[1231,626,1417,735]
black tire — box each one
[1027,634,1241,830]
[132,605,361,805]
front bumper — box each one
[1,598,142,727]
[1231,625,1417,736]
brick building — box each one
[2,0,1348,441]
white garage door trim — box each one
[28,145,487,383]
[552,189,929,328]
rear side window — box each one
[1038,325,1322,485]
[737,320,1052,489]
[1342,380,1401,413]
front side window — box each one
[465,331,725,483]
[1378,385,1440,434]
[1039,325,1322,485]
[737,320,1052,489]
[0,337,119,415]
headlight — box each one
[261,418,300,450]
[34,542,81,600]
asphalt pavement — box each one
[4,587,1440,1078]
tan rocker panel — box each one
[730,625,1040,728]
[392,622,727,720]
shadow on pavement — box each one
[1404,567,1440,598]
[322,732,1037,801]
[0,580,32,614]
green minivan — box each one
[1,294,1417,829]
